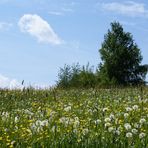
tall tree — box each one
[99,22,147,85]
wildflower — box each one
[139,132,146,139]
[126,132,133,138]
[82,128,89,135]
[134,123,139,128]
[115,130,120,135]
[94,119,101,125]
[105,122,111,127]
[109,114,115,120]
[139,118,146,124]
[132,128,138,134]
[108,127,114,133]
[126,107,132,112]
[124,123,131,130]
[103,107,108,112]
[64,106,71,112]
[132,105,138,110]
[104,118,111,122]
[124,113,129,118]
[73,120,80,128]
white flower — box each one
[41,120,48,126]
[126,107,132,112]
[126,132,133,138]
[108,127,114,132]
[139,118,146,124]
[104,118,111,122]
[124,123,131,130]
[139,132,146,139]
[94,119,101,125]
[115,130,120,135]
[109,114,115,120]
[132,128,138,134]
[103,107,108,112]
[82,128,89,135]
[132,105,138,110]
[105,122,111,127]
[124,113,129,118]
[73,120,80,128]
[64,106,71,112]
[134,123,139,128]
[14,116,19,123]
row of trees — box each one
[57,22,148,88]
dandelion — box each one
[109,114,115,120]
[108,127,114,133]
[132,105,138,110]
[139,132,146,139]
[82,128,89,135]
[124,113,129,118]
[126,107,132,112]
[105,122,111,127]
[134,123,139,128]
[132,128,138,134]
[104,118,111,122]
[139,118,146,124]
[126,132,133,138]
[115,130,120,135]
[94,119,101,125]
[103,107,108,112]
[64,106,71,112]
[124,123,131,130]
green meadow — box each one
[0,87,148,147]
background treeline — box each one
[57,63,98,88]
[57,22,148,88]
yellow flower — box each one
[0,137,2,140]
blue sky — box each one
[0,0,148,88]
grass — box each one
[0,87,148,147]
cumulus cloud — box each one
[0,74,22,89]
[99,1,148,17]
[18,14,62,45]
[0,22,12,31]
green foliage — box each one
[99,22,147,86]
[0,87,148,147]
[57,63,97,88]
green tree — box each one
[99,22,147,85]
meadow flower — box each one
[126,132,133,138]
[124,123,131,130]
[134,123,139,128]
[114,130,120,135]
[103,107,108,112]
[126,107,132,112]
[131,128,138,134]
[109,114,115,120]
[64,106,71,112]
[73,120,80,128]
[132,105,138,110]
[139,132,146,139]
[104,118,111,122]
[139,118,146,124]
[94,119,101,125]
[124,113,129,118]
[82,128,89,135]
[108,127,114,133]
[105,122,111,127]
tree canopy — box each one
[99,22,147,85]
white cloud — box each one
[0,22,12,31]
[99,1,148,17]
[18,14,62,45]
[0,74,22,89]
[48,11,63,16]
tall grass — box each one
[0,87,148,147]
